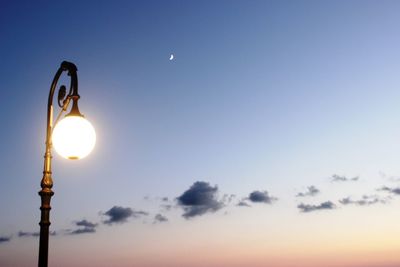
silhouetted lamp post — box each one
[38,61,96,267]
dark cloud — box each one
[76,220,97,228]
[339,195,388,206]
[70,227,96,235]
[154,214,168,223]
[297,201,336,213]
[177,181,224,218]
[161,197,169,202]
[18,231,56,237]
[378,186,400,195]
[68,219,98,235]
[248,190,277,204]
[237,201,251,207]
[0,236,11,243]
[103,206,133,224]
[103,206,148,225]
[331,174,359,182]
[296,186,320,197]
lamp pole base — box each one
[38,178,54,267]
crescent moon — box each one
[169,54,174,60]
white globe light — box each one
[52,116,96,160]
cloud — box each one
[248,190,277,204]
[160,204,173,211]
[378,186,400,195]
[67,219,98,235]
[222,194,236,204]
[103,206,148,225]
[70,228,96,235]
[76,219,98,228]
[135,211,149,216]
[159,197,175,211]
[296,186,320,197]
[18,231,39,237]
[0,236,11,243]
[331,174,359,182]
[18,231,56,237]
[177,181,224,218]
[297,201,336,213]
[154,214,168,223]
[103,206,133,224]
[339,195,388,206]
[379,171,400,182]
[237,201,251,207]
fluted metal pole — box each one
[38,151,53,267]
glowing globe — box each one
[52,116,96,160]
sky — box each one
[1,0,400,266]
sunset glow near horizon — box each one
[1,1,400,266]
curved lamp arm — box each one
[41,61,80,189]
[46,61,80,147]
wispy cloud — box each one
[18,231,39,237]
[76,219,98,228]
[0,236,11,243]
[18,231,56,237]
[69,227,96,235]
[378,186,400,195]
[237,201,251,207]
[331,174,359,182]
[222,194,236,204]
[103,206,148,225]
[154,214,168,223]
[248,190,277,204]
[297,201,336,213]
[160,204,173,211]
[339,195,388,206]
[379,171,400,182]
[296,186,320,197]
[177,181,224,219]
[68,219,98,235]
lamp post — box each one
[38,61,96,267]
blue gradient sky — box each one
[2,1,400,266]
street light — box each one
[38,61,96,267]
